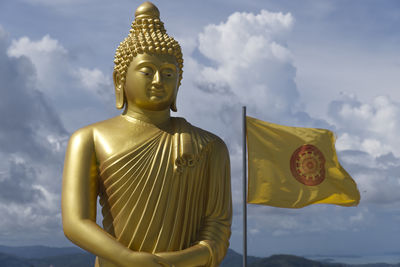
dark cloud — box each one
[339,150,400,205]
[195,79,232,94]
[0,160,43,203]
[376,152,398,165]
[0,26,67,240]
[0,28,67,159]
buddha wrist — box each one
[198,240,214,267]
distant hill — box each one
[0,252,32,267]
[250,254,346,267]
[0,245,83,259]
[0,245,95,267]
[29,253,96,267]
[0,251,95,267]
[221,247,261,267]
[221,252,347,267]
[0,245,399,267]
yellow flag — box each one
[246,116,360,208]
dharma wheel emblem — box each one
[290,144,326,186]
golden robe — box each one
[96,117,232,267]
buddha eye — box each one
[138,67,153,76]
[161,68,175,78]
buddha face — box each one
[122,53,179,111]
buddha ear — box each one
[113,71,125,109]
[170,99,177,112]
[170,87,179,112]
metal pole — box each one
[242,106,247,267]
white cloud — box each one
[77,67,111,91]
[328,93,400,205]
[195,10,298,121]
[199,10,293,65]
[7,35,68,93]
[8,35,67,55]
[7,35,112,102]
[342,153,400,205]
[329,94,400,158]
[6,34,116,131]
[75,67,113,102]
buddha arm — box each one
[197,138,232,266]
[62,128,170,267]
[157,138,232,267]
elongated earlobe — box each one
[170,99,177,112]
[113,71,125,109]
[170,88,178,112]
[115,91,125,109]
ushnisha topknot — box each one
[114,1,183,95]
[134,1,160,18]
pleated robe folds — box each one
[97,118,232,267]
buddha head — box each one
[113,1,183,112]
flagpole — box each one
[242,106,247,267]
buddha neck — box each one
[122,105,171,126]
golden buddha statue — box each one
[61,2,232,267]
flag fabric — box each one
[246,116,360,208]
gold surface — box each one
[61,2,232,267]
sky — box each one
[0,0,400,262]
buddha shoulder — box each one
[67,116,120,143]
[69,115,151,140]
[172,117,229,155]
[68,116,157,160]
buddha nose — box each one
[152,71,162,86]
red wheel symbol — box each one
[290,144,326,186]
